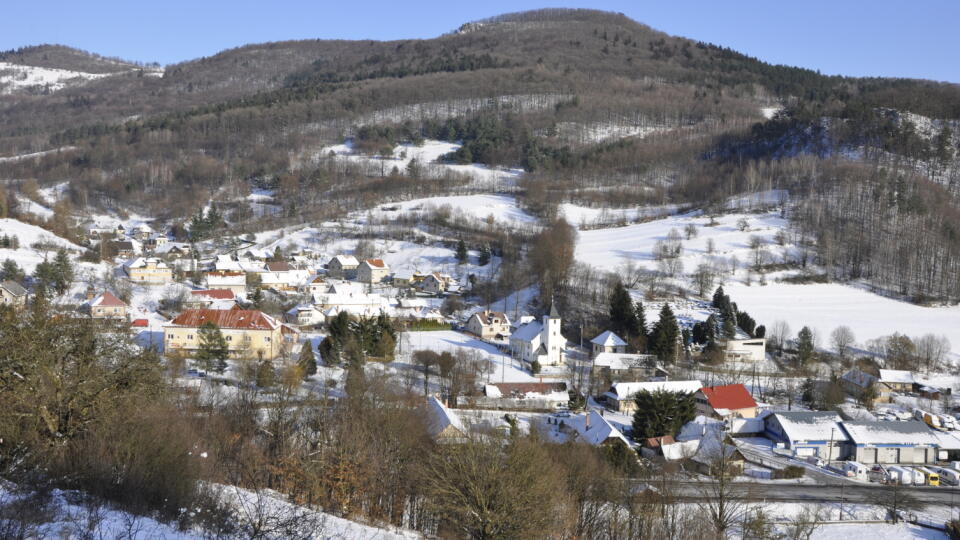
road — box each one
[638,481,960,505]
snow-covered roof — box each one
[331,254,359,266]
[89,291,127,308]
[424,397,465,439]
[878,369,915,384]
[841,368,878,389]
[769,411,847,443]
[841,420,939,446]
[568,411,631,447]
[593,352,661,371]
[123,257,168,269]
[0,280,27,297]
[606,380,702,400]
[591,330,627,347]
[510,320,542,343]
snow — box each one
[574,211,789,272]
[0,146,76,163]
[0,218,84,272]
[761,106,783,120]
[14,195,54,219]
[725,189,788,210]
[371,194,538,227]
[315,139,523,188]
[0,62,113,94]
[724,281,960,357]
[879,369,915,384]
[550,121,664,143]
[558,203,679,229]
[805,522,945,540]
[398,330,536,383]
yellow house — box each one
[164,308,288,360]
[124,257,173,284]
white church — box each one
[509,304,565,366]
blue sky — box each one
[3,1,958,82]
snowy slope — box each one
[0,218,84,273]
[0,62,112,94]
[725,281,960,357]
[371,194,538,227]
[574,211,789,272]
[314,139,523,188]
[558,203,678,229]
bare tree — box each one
[692,263,715,298]
[869,481,925,524]
[830,326,855,359]
[770,320,791,352]
[781,504,824,540]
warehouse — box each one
[763,411,848,460]
[840,420,939,464]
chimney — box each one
[585,413,591,431]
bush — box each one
[946,519,960,540]
[773,465,805,479]
[407,319,452,331]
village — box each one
[4,209,960,519]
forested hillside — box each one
[2,7,960,301]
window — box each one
[264,336,271,343]
[225,336,232,342]
[187,334,194,340]
[167,334,173,340]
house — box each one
[143,234,168,251]
[723,338,767,362]
[459,382,569,410]
[185,289,237,310]
[466,310,511,340]
[204,271,247,296]
[590,330,628,357]
[591,353,667,385]
[327,255,359,279]
[133,223,154,241]
[763,411,848,460]
[423,396,467,443]
[392,270,417,287]
[300,274,327,295]
[564,410,632,448]
[164,309,287,360]
[695,384,758,419]
[115,224,126,237]
[86,291,129,320]
[421,272,455,296]
[124,257,173,284]
[0,280,28,309]
[877,369,915,401]
[256,264,309,292]
[841,420,939,464]
[508,304,564,366]
[603,380,703,413]
[286,304,322,326]
[358,258,390,284]
[112,240,136,258]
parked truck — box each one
[914,467,940,486]
[933,466,960,486]
[842,461,869,479]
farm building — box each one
[723,338,767,362]
[423,397,467,443]
[563,410,631,448]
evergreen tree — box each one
[711,286,726,309]
[32,260,57,294]
[754,325,766,338]
[478,244,491,266]
[52,248,74,295]
[455,238,468,264]
[631,389,696,439]
[650,303,680,363]
[271,246,284,262]
[298,341,317,379]
[0,258,25,282]
[196,321,229,373]
[256,359,275,388]
[609,280,639,338]
[797,326,815,364]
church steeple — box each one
[549,302,560,319]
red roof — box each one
[168,309,278,330]
[190,289,236,300]
[365,258,386,268]
[700,384,757,411]
[130,319,149,328]
[92,291,127,307]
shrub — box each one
[773,465,805,479]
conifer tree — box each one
[631,389,696,439]
[256,358,275,388]
[609,280,639,338]
[797,326,815,364]
[455,238,468,264]
[52,248,74,295]
[299,341,317,379]
[196,321,229,373]
[650,303,680,363]
[478,244,491,266]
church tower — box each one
[540,302,563,366]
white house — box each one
[590,330,628,357]
[604,380,703,413]
[723,338,767,362]
[466,310,511,340]
[508,304,564,366]
[204,271,247,296]
[327,255,360,279]
[358,258,390,284]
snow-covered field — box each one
[725,281,960,357]
[558,202,679,229]
[314,139,523,188]
[574,211,789,272]
[0,218,84,272]
[371,194,538,227]
[397,330,535,383]
[0,146,76,163]
[0,62,112,94]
